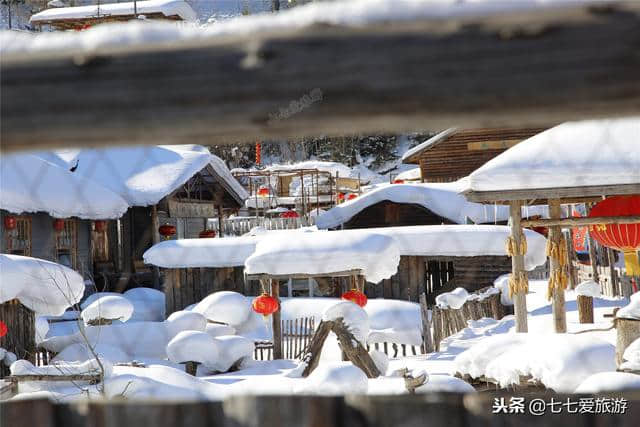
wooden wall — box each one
[164,267,258,315]
[343,201,453,229]
[163,255,511,312]
[417,128,546,182]
[0,301,35,378]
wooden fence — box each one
[209,216,316,237]
[432,288,506,351]
[3,391,640,427]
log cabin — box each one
[402,127,548,183]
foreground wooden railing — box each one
[2,391,639,427]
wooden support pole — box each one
[577,295,594,324]
[565,231,577,290]
[548,199,567,333]
[509,201,528,333]
[419,293,434,354]
[271,279,282,359]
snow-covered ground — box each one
[6,280,637,402]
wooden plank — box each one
[271,279,282,360]
[419,293,434,353]
[521,214,640,228]
[509,201,529,333]
[3,3,640,150]
[465,183,640,204]
[549,199,568,333]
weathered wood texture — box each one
[281,317,316,360]
[432,288,505,351]
[616,318,640,367]
[0,301,35,378]
[509,201,528,333]
[419,293,434,354]
[577,295,594,324]
[406,127,546,182]
[3,3,640,150]
[548,199,567,334]
[163,267,254,315]
[271,280,282,360]
[7,391,640,427]
[521,215,640,228]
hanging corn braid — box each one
[505,235,528,257]
[546,234,569,300]
[508,271,529,298]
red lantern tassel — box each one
[623,250,640,276]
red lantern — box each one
[279,210,299,219]
[53,218,65,232]
[94,220,107,233]
[589,196,640,276]
[3,216,17,230]
[0,321,7,338]
[199,229,217,238]
[393,179,405,184]
[158,224,176,239]
[252,293,279,316]
[337,192,346,203]
[341,289,368,307]
[347,194,357,201]
[257,187,270,197]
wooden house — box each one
[29,0,196,31]
[402,127,548,183]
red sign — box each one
[571,210,588,253]
[0,321,8,338]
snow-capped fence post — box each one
[270,279,283,359]
[616,317,640,367]
[577,295,594,324]
[419,293,434,353]
[508,201,529,333]
[548,199,568,333]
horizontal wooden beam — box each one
[247,270,362,281]
[463,184,640,203]
[521,215,640,228]
[2,2,640,152]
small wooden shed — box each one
[464,118,640,334]
[402,127,547,183]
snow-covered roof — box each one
[315,180,547,229]
[6,0,611,56]
[465,117,640,194]
[30,0,196,23]
[1,152,129,219]
[33,145,220,207]
[394,167,421,181]
[208,155,249,204]
[0,254,85,316]
[245,231,400,283]
[363,225,547,271]
[143,224,547,271]
[401,128,457,163]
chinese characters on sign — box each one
[492,397,628,415]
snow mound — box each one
[493,274,513,306]
[616,292,640,320]
[124,287,166,321]
[366,299,422,346]
[246,231,400,284]
[0,254,85,316]
[369,350,389,375]
[455,333,616,392]
[11,358,112,378]
[574,372,640,393]
[81,295,134,324]
[575,280,601,298]
[205,323,236,338]
[621,337,640,371]
[298,363,368,395]
[323,302,370,345]
[35,316,50,344]
[166,311,207,335]
[53,343,130,364]
[435,287,469,309]
[211,335,254,372]
[167,331,221,368]
[192,291,251,326]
